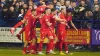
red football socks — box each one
[64,42,68,51]
[59,41,63,51]
[38,41,43,52]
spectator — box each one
[23,3,28,11]
[93,5,100,20]
[92,0,100,12]
[68,1,77,12]
[33,0,40,6]
[22,0,27,2]
[28,5,33,10]
[1,0,6,8]
[82,11,93,29]
[28,0,33,6]
[66,0,71,8]
[33,0,39,2]
[0,3,2,10]
[38,0,44,6]
[55,2,61,10]
[20,1,25,6]
[77,0,90,20]
[8,6,17,19]
[53,0,57,7]
[60,0,65,5]
[85,11,93,20]
[33,3,37,9]
[1,0,6,4]
[7,0,13,6]
[1,6,8,19]
[93,0,100,5]
[60,0,66,9]
[69,1,79,20]
[7,6,17,26]
[44,0,49,5]
[15,2,20,16]
[0,0,99,28]
[17,8,25,20]
[1,6,8,26]
[86,0,92,9]
[12,0,17,6]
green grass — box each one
[0,49,100,56]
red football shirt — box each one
[58,13,66,30]
[66,15,72,22]
[29,14,36,28]
[41,14,51,29]
[36,5,47,25]
[24,9,32,19]
[50,14,56,29]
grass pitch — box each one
[0,48,100,56]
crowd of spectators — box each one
[0,0,100,28]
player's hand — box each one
[67,25,70,29]
[66,23,70,29]
[10,27,15,35]
[61,22,66,24]
[75,28,78,31]
[62,19,67,22]
[49,23,52,26]
[48,23,52,26]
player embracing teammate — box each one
[10,2,77,55]
[57,8,78,55]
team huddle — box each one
[10,3,77,55]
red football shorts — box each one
[40,28,53,40]
[57,29,66,41]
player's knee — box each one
[24,41,28,47]
[40,38,44,42]
[54,38,58,43]
[32,38,36,44]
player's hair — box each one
[51,8,56,12]
[45,8,50,11]
[31,9,36,12]
[60,8,65,12]
[44,8,50,14]
[29,5,33,9]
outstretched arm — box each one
[54,15,66,22]
[70,20,78,31]
[60,21,70,29]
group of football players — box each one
[10,2,77,55]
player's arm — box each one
[60,22,70,28]
[45,19,52,27]
[21,19,27,23]
[33,15,40,19]
[65,23,70,29]
[70,20,78,31]
[54,15,66,22]
[46,21,52,30]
